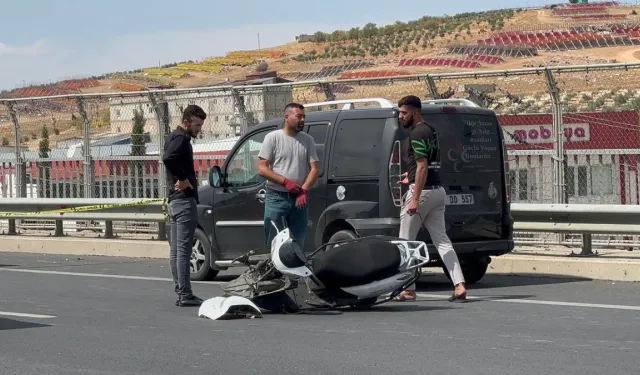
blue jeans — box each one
[167,197,198,297]
[263,188,309,247]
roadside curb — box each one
[488,253,640,282]
[1,237,639,282]
[0,236,167,259]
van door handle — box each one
[255,189,266,203]
[451,221,465,227]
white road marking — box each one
[417,293,640,311]
[0,268,222,285]
[0,311,56,319]
[2,268,640,312]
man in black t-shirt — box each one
[162,104,206,307]
[395,95,467,303]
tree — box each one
[255,61,269,72]
[37,125,51,198]
[129,107,147,197]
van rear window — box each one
[425,113,502,173]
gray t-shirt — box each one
[258,129,319,192]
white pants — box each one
[399,186,465,288]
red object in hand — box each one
[295,189,308,208]
[282,178,301,194]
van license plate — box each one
[446,194,474,205]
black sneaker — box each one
[175,297,180,306]
[178,295,204,307]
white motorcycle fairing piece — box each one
[270,226,312,278]
[198,296,262,320]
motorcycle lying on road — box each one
[214,222,430,314]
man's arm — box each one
[162,134,190,182]
[301,138,320,191]
[410,129,431,200]
[258,159,286,185]
[257,133,287,185]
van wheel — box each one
[327,229,358,248]
[442,256,490,285]
[190,228,219,281]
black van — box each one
[188,98,514,284]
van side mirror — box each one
[209,165,223,188]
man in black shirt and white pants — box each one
[162,105,206,307]
[394,95,467,303]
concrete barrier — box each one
[1,236,638,282]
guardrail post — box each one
[6,102,25,235]
[424,75,439,99]
[149,91,169,241]
[76,97,95,238]
[544,68,570,247]
[581,233,594,256]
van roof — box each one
[248,97,498,132]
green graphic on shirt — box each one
[411,138,438,156]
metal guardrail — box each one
[0,199,638,254]
[0,198,166,238]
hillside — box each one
[3,1,640,149]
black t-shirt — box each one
[404,121,441,188]
[163,127,199,203]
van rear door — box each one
[420,107,506,242]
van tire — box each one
[191,228,219,281]
[442,256,490,285]
[327,229,358,248]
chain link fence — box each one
[2,62,640,247]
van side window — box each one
[225,128,272,187]
[307,123,328,175]
[330,118,386,178]
[307,123,328,143]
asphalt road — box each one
[1,252,639,375]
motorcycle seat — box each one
[311,237,402,289]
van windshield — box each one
[425,112,503,173]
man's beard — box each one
[287,122,303,132]
[186,127,198,138]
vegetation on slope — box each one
[294,9,517,61]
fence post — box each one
[544,68,566,205]
[5,102,23,235]
[318,83,337,110]
[544,68,573,249]
[74,97,96,237]
[231,88,248,136]
[149,92,169,241]
[76,97,95,199]
[425,75,439,99]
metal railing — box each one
[0,198,637,255]
[3,62,640,246]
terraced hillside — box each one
[3,1,640,148]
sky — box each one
[0,0,553,90]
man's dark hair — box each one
[284,102,305,112]
[398,95,422,110]
[182,104,207,122]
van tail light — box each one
[389,140,402,207]
[502,137,511,203]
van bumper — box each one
[345,218,515,260]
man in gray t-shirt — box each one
[258,102,320,247]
